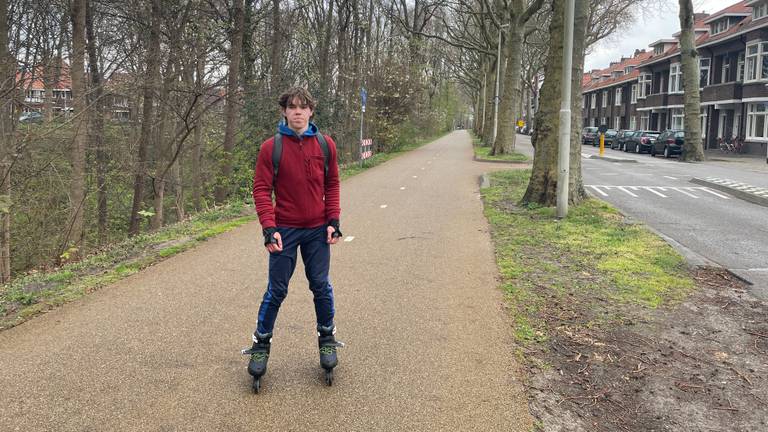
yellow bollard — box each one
[599,133,605,157]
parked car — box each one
[19,111,43,123]
[581,126,598,145]
[624,130,660,154]
[651,130,684,158]
[612,130,634,150]
[598,129,618,147]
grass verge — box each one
[472,135,529,163]
[0,131,451,331]
[481,169,695,344]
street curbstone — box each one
[690,177,768,208]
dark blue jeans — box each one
[256,226,335,335]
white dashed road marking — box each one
[588,185,608,196]
[699,188,730,199]
[344,236,355,242]
[672,187,699,198]
[400,187,406,190]
[617,186,638,197]
[643,187,668,198]
[380,204,388,208]
[663,176,678,180]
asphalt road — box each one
[0,131,532,431]
[516,134,768,300]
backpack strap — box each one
[316,133,330,178]
[272,133,282,190]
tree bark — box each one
[86,0,107,245]
[64,0,88,259]
[269,0,281,96]
[0,0,14,282]
[129,0,161,235]
[522,0,588,206]
[493,24,523,154]
[678,0,704,161]
[215,0,244,204]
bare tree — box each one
[678,0,704,161]
[62,0,88,259]
[0,0,14,282]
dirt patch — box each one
[526,268,768,431]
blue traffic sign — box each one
[360,87,367,107]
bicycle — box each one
[718,136,743,153]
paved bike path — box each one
[0,130,531,431]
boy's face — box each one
[282,97,313,132]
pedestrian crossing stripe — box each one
[586,185,730,199]
[704,177,768,196]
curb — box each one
[583,154,638,163]
[473,155,530,164]
[690,177,768,208]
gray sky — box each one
[585,0,740,71]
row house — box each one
[16,64,132,122]
[582,0,768,157]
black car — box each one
[581,126,598,145]
[651,130,684,158]
[612,130,634,150]
[597,129,618,147]
[624,130,660,154]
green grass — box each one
[481,169,695,345]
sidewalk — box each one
[704,149,767,172]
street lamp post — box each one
[493,23,510,144]
[556,0,576,218]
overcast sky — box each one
[584,0,740,71]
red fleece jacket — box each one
[252,133,341,229]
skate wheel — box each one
[325,370,333,386]
[253,377,261,394]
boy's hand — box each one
[327,226,339,244]
[263,228,283,252]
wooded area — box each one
[0,0,653,282]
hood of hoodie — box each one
[278,121,318,138]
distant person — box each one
[244,87,343,392]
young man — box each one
[245,87,342,391]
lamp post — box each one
[493,23,510,144]
[556,0,575,218]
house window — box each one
[672,108,685,130]
[640,113,649,130]
[615,88,622,106]
[629,116,636,130]
[734,112,741,137]
[701,109,708,138]
[669,63,682,93]
[711,20,728,35]
[721,56,731,83]
[738,52,745,81]
[614,116,621,130]
[602,91,608,108]
[747,103,768,139]
[638,74,651,99]
[624,66,634,75]
[630,84,637,103]
[754,2,768,20]
[591,94,596,109]
[700,58,711,87]
[601,117,607,126]
[654,46,664,55]
[743,42,768,81]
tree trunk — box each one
[522,0,588,206]
[86,0,107,245]
[269,0,281,96]
[192,35,205,211]
[215,0,244,204]
[678,0,704,161]
[64,0,88,260]
[129,0,161,235]
[0,0,14,282]
[496,31,523,150]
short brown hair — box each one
[278,87,316,110]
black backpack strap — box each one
[316,133,330,178]
[272,133,282,189]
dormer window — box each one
[624,65,635,75]
[612,71,622,78]
[754,2,768,20]
[711,19,728,35]
[654,46,664,55]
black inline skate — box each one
[242,331,272,393]
[318,325,344,386]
